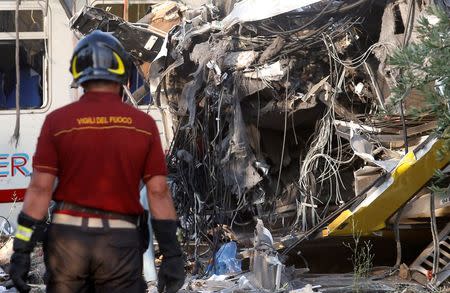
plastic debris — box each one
[213,242,242,275]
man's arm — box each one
[10,170,55,292]
[22,170,56,220]
[145,175,176,220]
[145,175,185,293]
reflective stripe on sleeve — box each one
[15,225,33,242]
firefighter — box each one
[9,30,185,293]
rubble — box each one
[66,0,450,290]
[120,0,446,249]
[151,0,370,238]
[0,242,45,292]
[0,239,13,266]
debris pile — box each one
[70,0,450,284]
[141,0,443,247]
[157,0,379,241]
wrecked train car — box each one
[76,1,450,284]
[151,0,450,242]
[70,0,450,255]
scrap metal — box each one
[69,0,449,286]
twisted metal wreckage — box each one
[70,0,450,289]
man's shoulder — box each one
[45,100,81,120]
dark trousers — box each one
[44,224,147,293]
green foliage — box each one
[344,221,374,292]
[352,239,374,291]
[390,6,450,149]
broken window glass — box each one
[129,65,152,105]
[0,8,46,110]
[0,10,44,32]
[0,40,46,110]
[93,3,155,105]
[93,3,152,23]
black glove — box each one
[152,219,185,293]
[9,252,31,293]
[10,212,47,293]
[158,256,185,293]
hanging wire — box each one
[429,190,440,288]
[275,63,290,197]
[11,0,21,148]
[324,35,394,70]
[293,32,364,231]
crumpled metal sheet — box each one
[70,6,165,62]
[178,40,231,128]
[221,98,262,194]
[350,131,400,172]
[221,0,322,29]
[251,219,284,291]
[243,61,285,81]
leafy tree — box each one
[390,6,449,156]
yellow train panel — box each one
[323,137,450,237]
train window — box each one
[0,9,47,110]
[0,10,44,32]
[129,65,153,105]
[93,2,155,106]
[93,3,152,22]
[0,41,45,110]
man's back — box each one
[9,31,184,293]
[33,91,167,215]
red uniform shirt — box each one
[32,91,167,215]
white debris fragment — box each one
[207,274,228,281]
[426,14,440,26]
[222,0,322,29]
[223,51,258,70]
[243,61,285,81]
[254,218,273,248]
[236,275,257,291]
[354,82,364,96]
[290,284,322,293]
[349,126,400,172]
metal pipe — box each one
[399,99,409,153]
